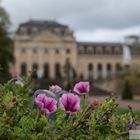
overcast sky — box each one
[1,0,140,42]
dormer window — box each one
[87,46,93,54]
[114,47,121,54]
[105,46,112,54]
[96,46,103,54]
[78,46,85,54]
[60,29,65,36]
[20,27,26,35]
[32,27,38,33]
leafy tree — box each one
[0,2,14,81]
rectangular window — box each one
[44,48,48,53]
[21,48,26,53]
[55,49,59,54]
[32,48,37,54]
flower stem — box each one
[35,109,40,122]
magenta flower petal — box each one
[50,85,62,94]
[73,81,90,95]
[35,93,57,115]
[60,93,80,115]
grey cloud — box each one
[2,0,140,31]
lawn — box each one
[117,108,140,119]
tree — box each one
[0,2,14,81]
[122,80,133,100]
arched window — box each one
[78,46,85,54]
[55,63,61,78]
[44,63,49,78]
[106,64,112,79]
[98,64,102,80]
[87,47,93,54]
[87,63,93,80]
[113,47,121,54]
[96,46,103,54]
[32,63,38,78]
[105,46,112,54]
[20,63,27,76]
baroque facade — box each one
[14,20,140,80]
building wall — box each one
[14,29,77,79]
[14,21,140,80]
[77,55,122,80]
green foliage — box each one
[115,65,140,94]
[0,2,14,81]
[122,80,133,100]
[0,80,138,140]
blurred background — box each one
[0,0,140,110]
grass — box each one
[126,99,140,103]
[117,108,140,119]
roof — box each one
[78,42,122,46]
[20,20,68,28]
[17,19,68,34]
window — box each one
[44,48,48,53]
[44,63,49,78]
[32,63,38,78]
[113,47,121,54]
[78,46,85,54]
[106,64,112,79]
[87,63,93,80]
[55,63,61,78]
[115,63,122,76]
[96,46,103,54]
[66,49,70,54]
[105,46,112,54]
[98,64,102,80]
[55,49,59,54]
[20,63,27,76]
[21,48,26,53]
[32,48,37,54]
[87,47,93,54]
[20,27,26,35]
[32,27,38,33]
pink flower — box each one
[35,93,57,115]
[60,93,80,115]
[73,81,90,95]
[50,85,62,94]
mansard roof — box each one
[16,19,68,34]
[78,42,122,46]
[20,20,68,28]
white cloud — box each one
[75,26,140,42]
[1,0,140,42]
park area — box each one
[0,76,140,139]
[1,0,140,139]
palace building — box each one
[14,20,140,80]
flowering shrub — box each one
[0,80,138,140]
